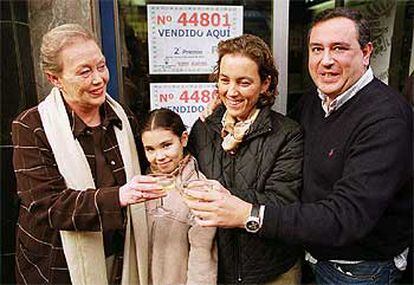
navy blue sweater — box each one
[261,78,413,260]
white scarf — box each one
[38,87,148,285]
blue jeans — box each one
[310,260,402,285]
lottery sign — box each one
[148,5,243,74]
[150,82,218,128]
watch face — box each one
[246,220,260,231]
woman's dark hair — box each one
[210,34,279,107]
[141,108,187,138]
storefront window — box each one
[116,0,413,119]
[118,0,273,119]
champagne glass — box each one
[148,173,175,217]
[180,179,214,225]
[181,180,213,200]
[177,157,213,224]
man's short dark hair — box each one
[308,7,371,48]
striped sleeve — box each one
[12,108,123,232]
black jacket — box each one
[189,105,303,283]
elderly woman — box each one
[186,34,303,284]
[12,24,164,285]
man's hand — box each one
[119,175,166,207]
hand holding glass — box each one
[181,180,213,201]
[179,179,214,224]
[148,173,175,217]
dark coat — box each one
[189,105,304,283]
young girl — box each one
[141,108,217,285]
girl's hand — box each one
[184,179,252,228]
[119,175,166,207]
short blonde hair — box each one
[40,23,97,74]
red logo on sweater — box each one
[328,148,335,158]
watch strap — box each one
[251,204,260,218]
[259,205,265,227]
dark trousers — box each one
[310,260,402,285]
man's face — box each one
[308,17,372,99]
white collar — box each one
[318,67,374,117]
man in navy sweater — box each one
[272,7,412,284]
[185,7,412,285]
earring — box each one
[56,85,65,93]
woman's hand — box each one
[199,96,222,122]
[119,175,166,207]
[184,180,252,228]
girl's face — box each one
[142,129,188,174]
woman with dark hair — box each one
[185,34,304,284]
[140,108,217,285]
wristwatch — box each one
[244,204,261,233]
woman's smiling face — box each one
[48,39,109,113]
[217,53,270,121]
